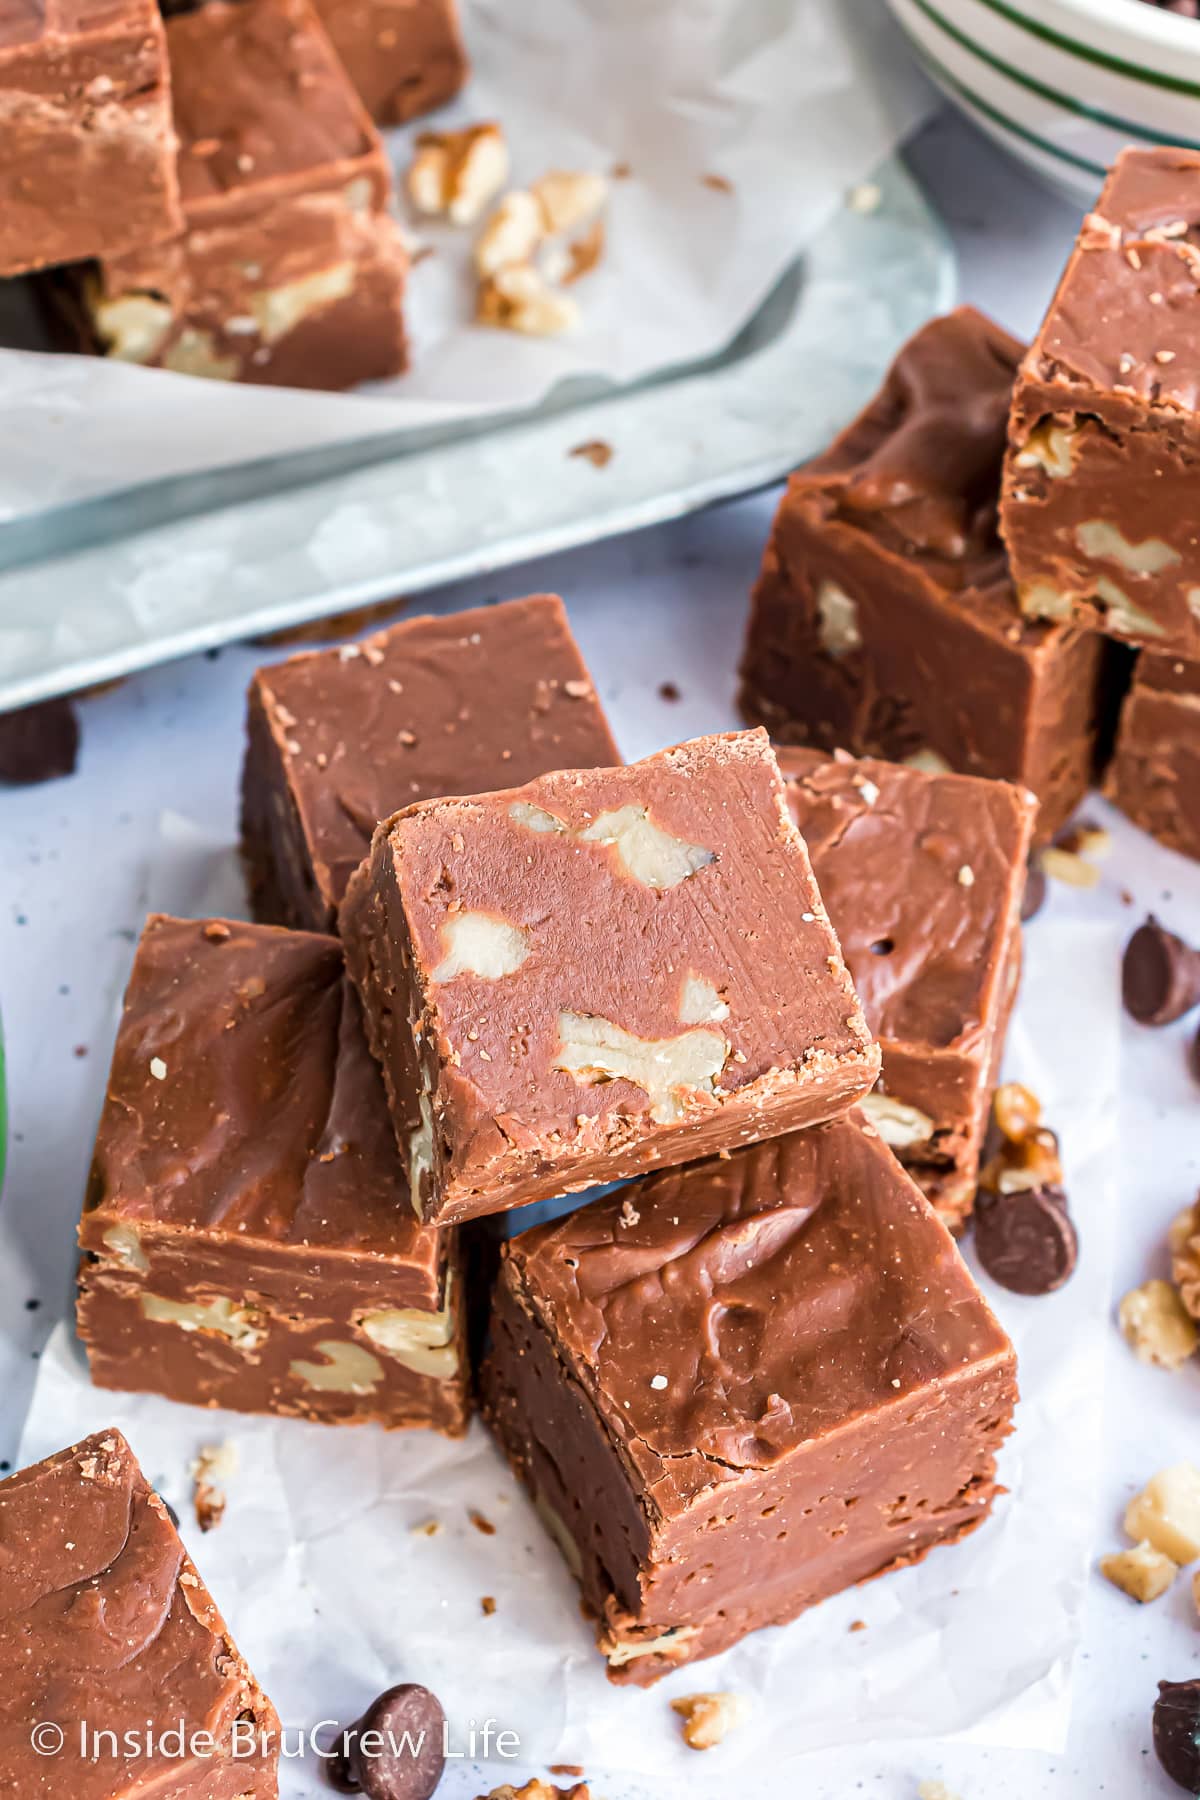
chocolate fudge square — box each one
[242,593,620,933]
[481,1121,1018,1684]
[78,915,468,1434]
[1105,653,1200,861]
[1002,149,1200,658]
[781,749,1035,1228]
[739,308,1107,841]
[342,727,880,1227]
[66,0,408,389]
[314,0,467,126]
[0,0,180,278]
[0,1430,278,1797]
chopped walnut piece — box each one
[408,123,510,225]
[478,263,580,336]
[476,190,545,279]
[1125,1465,1200,1563]
[1101,1540,1179,1603]
[532,170,608,234]
[190,1440,236,1533]
[1119,1280,1198,1371]
[670,1691,750,1751]
[1040,846,1101,889]
[993,1081,1042,1144]
[1170,1200,1200,1319]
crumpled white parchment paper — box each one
[0,0,933,518]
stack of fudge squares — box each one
[742,145,1200,867]
[65,587,1028,1701]
[2,0,467,388]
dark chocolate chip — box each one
[1153,1678,1200,1793]
[1020,861,1047,923]
[331,1685,446,1800]
[973,1185,1077,1296]
[1122,917,1200,1026]
[0,697,79,785]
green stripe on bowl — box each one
[969,0,1200,97]
[910,0,1200,149]
[905,27,1110,176]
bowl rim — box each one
[906,0,1200,91]
[976,0,1200,67]
[985,0,1200,56]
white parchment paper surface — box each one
[17,911,1119,1789]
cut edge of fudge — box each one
[1001,146,1200,655]
[738,308,1107,840]
[0,1429,279,1791]
[76,913,470,1435]
[241,593,621,933]
[0,0,182,277]
[312,0,469,126]
[1104,652,1200,860]
[778,747,1036,1227]
[480,1122,1018,1684]
[341,727,881,1226]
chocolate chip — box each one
[0,698,79,785]
[1123,916,1200,1026]
[328,1685,446,1800]
[1153,1678,1200,1793]
[974,1186,1077,1295]
[1020,860,1047,923]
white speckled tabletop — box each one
[1,112,1198,1799]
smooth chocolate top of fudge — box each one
[1132,650,1200,697]
[168,0,377,207]
[0,1430,277,1797]
[808,306,1026,574]
[86,914,444,1299]
[1025,148,1200,410]
[779,750,1035,1050]
[248,594,620,926]
[502,1123,1013,1503]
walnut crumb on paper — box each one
[190,1441,236,1533]
[481,1595,496,1616]
[917,1784,963,1800]
[469,1508,497,1535]
[670,1691,750,1750]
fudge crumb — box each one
[481,1595,496,1616]
[670,1692,750,1751]
[0,696,80,786]
[190,1441,236,1533]
[701,171,733,193]
[658,681,681,702]
[569,439,613,468]
[469,1508,497,1536]
[848,1618,867,1632]
[413,1518,442,1537]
